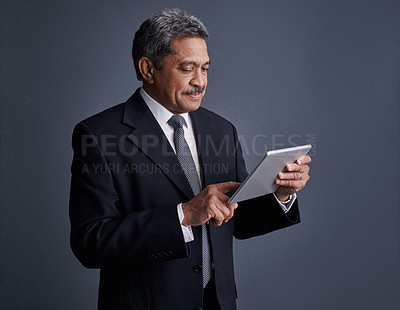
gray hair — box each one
[132,9,209,81]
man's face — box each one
[145,37,210,114]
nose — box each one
[190,69,206,89]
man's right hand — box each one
[181,181,241,227]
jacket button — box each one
[193,264,202,273]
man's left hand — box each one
[275,155,312,202]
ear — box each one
[138,57,155,83]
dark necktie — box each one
[168,114,212,288]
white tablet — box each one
[229,144,312,203]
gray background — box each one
[1,0,399,309]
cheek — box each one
[175,80,189,94]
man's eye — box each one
[181,68,192,72]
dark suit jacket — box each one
[69,89,300,310]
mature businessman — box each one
[69,9,311,310]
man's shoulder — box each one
[74,90,142,135]
[72,102,126,137]
[80,102,125,128]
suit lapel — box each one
[122,90,194,200]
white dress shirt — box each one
[140,88,296,243]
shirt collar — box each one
[140,87,189,128]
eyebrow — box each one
[179,59,211,67]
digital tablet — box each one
[229,144,312,203]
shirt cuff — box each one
[177,203,194,243]
[273,193,297,213]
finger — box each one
[210,216,224,226]
[278,171,303,180]
[285,163,303,172]
[286,163,311,174]
[212,190,231,204]
[213,181,241,194]
[208,190,237,214]
[211,218,223,226]
[211,196,236,223]
[276,179,308,190]
[224,203,236,222]
[213,191,239,210]
[214,200,232,219]
[203,186,237,222]
[209,204,225,226]
[297,155,311,165]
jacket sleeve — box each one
[69,122,189,268]
[230,125,301,239]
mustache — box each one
[181,87,205,95]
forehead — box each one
[169,37,209,64]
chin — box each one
[177,99,202,113]
[185,102,202,112]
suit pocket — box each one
[98,288,150,310]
